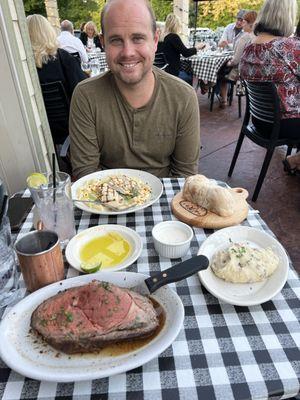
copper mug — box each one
[15,227,64,292]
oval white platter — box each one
[71,169,163,215]
[198,226,289,306]
[65,224,143,273]
[0,272,184,382]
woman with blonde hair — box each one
[240,0,299,143]
[27,14,86,145]
[163,13,205,84]
[80,20,103,51]
[156,21,165,53]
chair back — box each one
[243,81,282,142]
[229,80,299,202]
[40,81,70,144]
[154,52,168,70]
[244,81,281,124]
[70,52,81,64]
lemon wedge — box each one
[81,260,102,274]
[27,173,48,189]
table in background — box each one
[87,50,108,72]
[187,51,233,85]
[1,178,299,400]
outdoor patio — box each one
[197,89,300,274]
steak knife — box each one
[131,255,209,295]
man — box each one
[218,10,247,49]
[58,20,88,63]
[69,0,200,179]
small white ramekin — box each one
[152,221,193,259]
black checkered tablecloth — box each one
[1,178,299,400]
[188,53,233,84]
[87,51,108,71]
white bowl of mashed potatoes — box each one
[198,226,289,306]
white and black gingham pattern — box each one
[189,54,233,84]
[87,51,108,71]
[1,179,299,400]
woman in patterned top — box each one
[240,0,300,140]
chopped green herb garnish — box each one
[65,311,73,322]
[231,245,246,258]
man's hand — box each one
[196,42,206,51]
[218,40,228,48]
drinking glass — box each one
[81,61,91,76]
[90,59,101,77]
[28,172,76,247]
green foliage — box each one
[22,0,300,32]
[149,0,173,21]
[57,0,99,28]
[23,0,100,29]
[190,0,265,30]
[23,0,46,15]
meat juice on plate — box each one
[99,298,166,357]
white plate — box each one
[72,169,163,215]
[198,226,289,306]
[65,225,143,273]
[0,272,184,382]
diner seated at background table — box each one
[218,10,257,107]
[80,20,104,52]
[69,0,200,180]
[162,13,205,85]
[218,9,247,49]
[57,19,88,63]
[240,0,300,141]
[27,14,86,147]
[155,21,165,53]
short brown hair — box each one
[101,0,156,36]
[243,11,257,25]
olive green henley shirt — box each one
[69,67,200,179]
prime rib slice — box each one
[31,280,159,354]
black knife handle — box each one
[145,255,209,294]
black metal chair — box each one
[208,79,235,112]
[234,80,245,119]
[40,81,71,172]
[154,52,168,70]
[70,52,81,64]
[228,81,300,201]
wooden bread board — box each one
[171,188,249,229]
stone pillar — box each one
[44,0,60,34]
[173,0,189,44]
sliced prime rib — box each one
[31,280,159,354]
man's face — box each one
[235,18,244,29]
[101,0,158,87]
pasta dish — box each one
[76,174,152,211]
